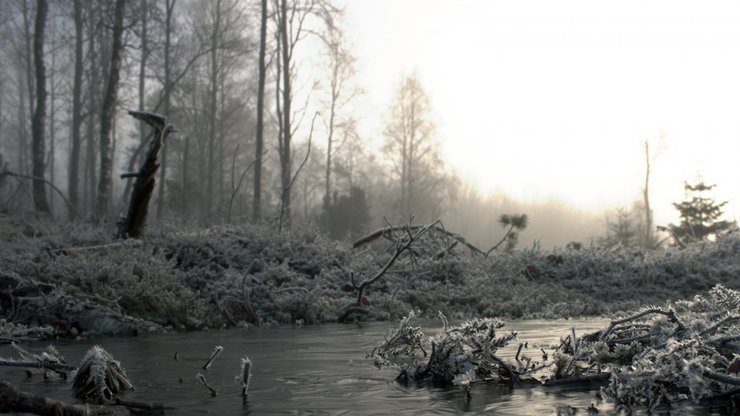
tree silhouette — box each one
[321,186,370,240]
[383,74,445,220]
[486,214,528,254]
[661,181,736,246]
[599,207,638,248]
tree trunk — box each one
[48,17,57,214]
[218,67,226,217]
[68,0,83,220]
[324,67,337,208]
[22,1,35,123]
[643,140,653,248]
[156,0,175,222]
[84,0,99,214]
[121,0,148,212]
[252,0,267,223]
[16,63,29,177]
[206,0,221,221]
[279,0,292,228]
[30,0,50,214]
[119,111,172,239]
[95,0,127,220]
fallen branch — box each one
[0,381,130,415]
[352,223,484,256]
[350,220,440,306]
[703,369,740,386]
[0,358,75,372]
[202,345,223,370]
[599,308,685,342]
[196,373,218,397]
[50,240,144,255]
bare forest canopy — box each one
[0,0,736,249]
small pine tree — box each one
[663,181,736,246]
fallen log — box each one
[0,381,128,415]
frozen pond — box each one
[0,319,731,415]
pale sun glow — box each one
[340,0,740,228]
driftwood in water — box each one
[117,110,176,239]
[0,381,127,415]
[0,344,75,376]
[0,382,167,415]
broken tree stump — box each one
[117,110,176,239]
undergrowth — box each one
[0,218,738,338]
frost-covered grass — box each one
[0,217,738,337]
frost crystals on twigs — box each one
[71,345,133,404]
[239,356,252,397]
[0,344,75,377]
[370,311,530,389]
[202,345,223,370]
[196,373,218,397]
[552,285,740,411]
[340,219,441,322]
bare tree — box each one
[317,9,360,209]
[641,140,654,248]
[276,0,293,226]
[273,0,331,228]
[82,0,99,214]
[94,0,127,220]
[155,0,175,221]
[383,74,445,220]
[30,0,50,213]
[67,0,83,220]
[252,0,267,223]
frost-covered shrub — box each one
[549,285,740,411]
[370,312,534,390]
[1,218,739,336]
[371,286,738,412]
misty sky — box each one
[339,0,740,227]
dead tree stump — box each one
[117,110,176,239]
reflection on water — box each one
[0,319,729,415]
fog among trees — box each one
[0,0,735,249]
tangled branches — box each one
[550,284,739,411]
[370,285,739,412]
[369,311,536,391]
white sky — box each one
[336,0,740,227]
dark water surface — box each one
[0,319,730,415]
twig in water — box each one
[196,373,218,397]
[240,356,252,397]
[203,346,223,370]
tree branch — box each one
[1,169,81,220]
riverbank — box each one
[1,217,738,339]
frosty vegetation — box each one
[0,217,738,340]
[370,285,739,411]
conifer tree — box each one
[663,181,736,246]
